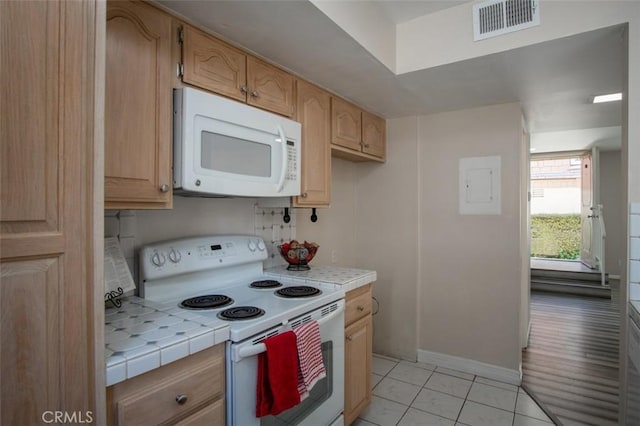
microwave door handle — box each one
[276,125,287,193]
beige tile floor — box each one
[355,354,555,426]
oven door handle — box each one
[235,302,345,361]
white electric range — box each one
[139,235,345,426]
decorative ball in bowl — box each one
[278,240,319,271]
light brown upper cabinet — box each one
[331,97,362,152]
[361,111,386,158]
[181,25,294,117]
[105,0,173,209]
[294,80,332,207]
[331,97,386,162]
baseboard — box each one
[417,349,521,385]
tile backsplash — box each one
[630,203,640,301]
[105,210,138,284]
[104,204,296,284]
[254,206,296,269]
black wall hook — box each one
[283,207,291,223]
[310,208,318,223]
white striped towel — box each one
[293,320,326,399]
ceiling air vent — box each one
[473,0,540,41]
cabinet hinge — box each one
[177,27,184,44]
[177,63,184,78]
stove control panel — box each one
[140,235,269,281]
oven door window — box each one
[201,130,272,178]
[261,341,333,426]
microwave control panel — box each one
[286,140,297,181]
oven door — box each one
[227,300,345,426]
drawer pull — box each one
[346,336,353,341]
[176,394,188,405]
[357,306,365,311]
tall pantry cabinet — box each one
[0,0,104,424]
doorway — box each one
[530,150,606,275]
[530,154,583,261]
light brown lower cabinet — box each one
[106,344,225,426]
[344,284,373,425]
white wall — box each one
[601,150,624,276]
[308,0,396,72]
[521,128,531,350]
[530,188,581,214]
[296,158,358,267]
[396,1,640,74]
[108,196,298,284]
[298,104,524,372]
[354,116,420,361]
[418,103,523,371]
[135,197,257,246]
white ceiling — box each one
[373,0,469,23]
[158,0,625,153]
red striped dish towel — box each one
[293,320,326,399]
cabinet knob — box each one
[361,143,370,148]
[346,336,353,341]
[240,85,248,94]
[357,305,365,311]
[160,184,169,193]
[176,394,188,405]
[301,192,308,198]
[251,91,259,98]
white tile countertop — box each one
[265,265,377,292]
[104,297,229,386]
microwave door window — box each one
[201,131,272,178]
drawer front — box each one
[173,398,225,426]
[116,356,224,425]
[345,285,372,326]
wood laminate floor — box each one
[522,288,620,425]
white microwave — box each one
[173,87,301,197]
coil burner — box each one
[275,286,322,298]
[180,294,233,310]
[249,280,283,289]
[218,306,265,321]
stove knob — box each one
[257,239,266,251]
[248,239,257,252]
[168,248,181,263]
[151,251,166,267]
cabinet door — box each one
[344,315,372,425]
[247,56,294,117]
[173,399,224,426]
[182,25,247,102]
[362,111,386,159]
[107,345,225,425]
[331,97,362,151]
[105,1,172,209]
[114,359,222,425]
[345,284,372,326]
[294,80,331,207]
[1,0,100,423]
